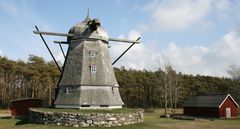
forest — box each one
[0,55,239,110]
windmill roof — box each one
[67,13,108,43]
[183,94,239,108]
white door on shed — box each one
[225,108,231,118]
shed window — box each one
[90,51,96,58]
[66,87,72,94]
[90,65,97,73]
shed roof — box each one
[183,94,239,108]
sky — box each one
[0,0,240,77]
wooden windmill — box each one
[33,13,140,109]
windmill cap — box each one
[67,15,109,43]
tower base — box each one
[54,85,124,109]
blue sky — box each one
[0,0,240,77]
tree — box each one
[0,55,239,109]
[228,64,240,81]
[227,64,240,104]
[156,57,171,116]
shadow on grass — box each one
[0,116,11,119]
[15,118,29,125]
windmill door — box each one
[225,108,231,118]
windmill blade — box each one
[34,25,62,72]
[33,30,73,37]
[109,38,140,44]
[112,37,140,65]
[33,30,140,44]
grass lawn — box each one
[0,111,240,129]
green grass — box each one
[1,112,240,129]
[32,108,142,113]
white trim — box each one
[79,106,122,110]
[90,65,97,73]
[55,105,122,109]
[218,94,239,108]
[55,105,81,109]
[66,87,72,94]
[89,51,96,57]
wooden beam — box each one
[33,31,73,37]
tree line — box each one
[0,55,60,108]
[0,55,239,111]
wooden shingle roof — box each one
[183,94,239,108]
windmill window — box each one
[66,87,72,94]
[90,51,96,57]
[90,65,97,73]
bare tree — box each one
[227,64,240,105]
[228,64,240,81]
[157,56,182,115]
[156,56,172,116]
[174,85,182,114]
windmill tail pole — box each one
[112,37,141,65]
[34,25,62,73]
[58,43,66,58]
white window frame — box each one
[90,51,96,58]
[66,87,72,94]
[90,65,97,73]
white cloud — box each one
[110,30,156,70]
[128,30,141,40]
[165,30,240,77]
[210,30,240,65]
[54,50,65,63]
[164,30,240,77]
[140,0,212,31]
[138,0,236,32]
[0,49,3,56]
[110,41,157,70]
[215,0,231,12]
[213,0,232,19]
[110,29,240,77]
[161,43,209,75]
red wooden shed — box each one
[11,98,43,117]
[183,94,239,118]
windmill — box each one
[33,13,140,109]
